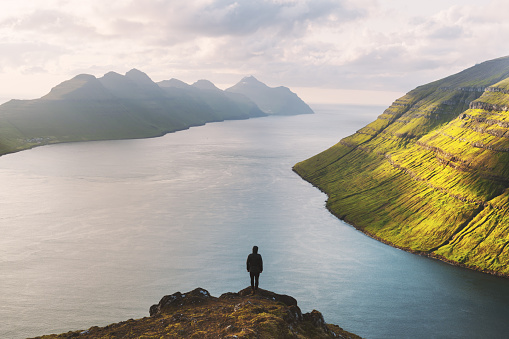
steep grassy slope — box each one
[294,56,509,276]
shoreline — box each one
[0,114,269,159]
[292,167,509,280]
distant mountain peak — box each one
[98,68,164,98]
[238,76,265,86]
[126,68,145,75]
[73,74,97,81]
[41,73,113,101]
[242,75,257,81]
[157,78,191,89]
[226,77,313,115]
[103,71,123,78]
[192,79,220,91]
[125,68,156,85]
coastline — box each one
[292,167,509,280]
[0,114,263,159]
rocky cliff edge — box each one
[31,287,361,339]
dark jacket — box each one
[246,246,263,274]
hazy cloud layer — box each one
[0,0,508,102]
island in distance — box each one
[0,69,313,156]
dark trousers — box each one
[250,272,260,290]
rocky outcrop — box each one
[469,100,509,112]
[486,86,509,95]
[32,288,361,339]
[294,55,509,277]
[149,288,215,316]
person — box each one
[246,245,263,294]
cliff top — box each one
[31,287,361,339]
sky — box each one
[0,0,508,105]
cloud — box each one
[21,66,48,75]
[0,0,509,103]
[1,9,101,39]
[189,0,364,37]
[76,0,371,86]
[109,0,365,38]
[301,0,509,92]
[428,25,465,40]
[0,41,67,72]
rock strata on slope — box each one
[294,56,509,277]
[32,288,361,339]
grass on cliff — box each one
[294,57,509,276]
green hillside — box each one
[0,70,315,156]
[294,56,509,276]
[0,70,271,156]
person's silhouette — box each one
[246,246,263,294]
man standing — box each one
[246,246,263,294]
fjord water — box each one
[2,104,509,339]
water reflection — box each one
[1,105,509,339]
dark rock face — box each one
[469,100,509,112]
[235,287,298,306]
[149,287,211,316]
[150,287,298,317]
[146,287,359,339]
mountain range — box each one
[0,70,312,156]
[226,75,314,115]
[294,56,509,277]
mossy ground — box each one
[31,288,361,339]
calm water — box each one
[1,104,509,339]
